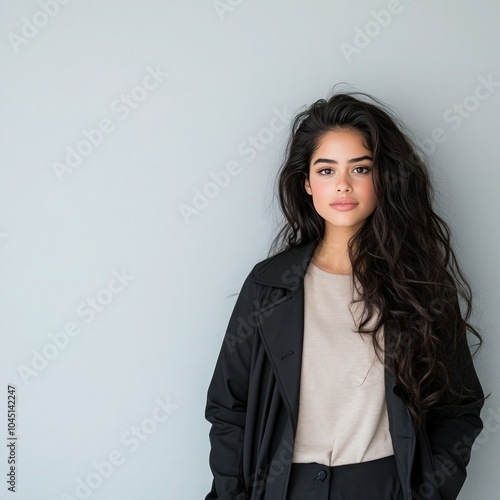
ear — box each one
[304,175,312,195]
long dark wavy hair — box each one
[268,85,490,428]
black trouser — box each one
[286,455,404,500]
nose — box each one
[336,172,352,192]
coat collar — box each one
[250,239,320,290]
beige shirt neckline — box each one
[308,260,353,278]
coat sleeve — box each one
[204,269,257,500]
[424,299,486,500]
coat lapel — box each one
[250,239,320,433]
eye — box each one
[318,168,333,175]
[317,166,372,175]
[353,166,372,174]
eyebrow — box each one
[312,155,373,165]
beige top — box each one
[292,261,394,466]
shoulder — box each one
[247,240,317,289]
[250,249,288,277]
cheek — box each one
[358,182,377,205]
[311,181,331,200]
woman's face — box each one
[304,128,377,233]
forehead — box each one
[313,129,371,155]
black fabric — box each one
[205,240,485,500]
[286,455,404,500]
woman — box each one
[204,87,489,500]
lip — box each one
[330,198,358,206]
[330,199,358,211]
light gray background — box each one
[1,0,499,498]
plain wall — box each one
[0,0,499,498]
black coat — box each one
[204,240,485,500]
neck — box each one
[313,225,360,275]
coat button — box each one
[279,466,285,474]
[315,469,327,481]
